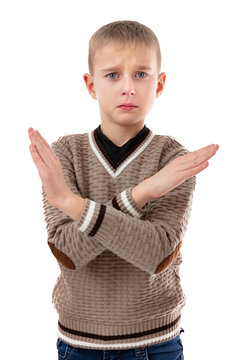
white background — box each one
[0,0,243,359]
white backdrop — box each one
[0,0,243,359]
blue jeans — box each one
[56,327,184,360]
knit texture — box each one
[42,125,196,350]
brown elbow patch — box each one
[48,242,76,270]
[154,240,182,275]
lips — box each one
[118,105,138,110]
[118,103,138,108]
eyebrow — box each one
[100,65,153,72]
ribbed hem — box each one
[57,308,183,350]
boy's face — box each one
[83,43,166,128]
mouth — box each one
[118,105,138,110]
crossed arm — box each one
[29,128,219,274]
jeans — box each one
[56,327,184,360]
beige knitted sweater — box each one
[42,125,196,350]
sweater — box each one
[42,123,196,350]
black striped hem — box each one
[58,315,181,341]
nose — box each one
[121,73,136,96]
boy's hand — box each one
[146,143,219,199]
[28,128,72,208]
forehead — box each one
[94,43,157,71]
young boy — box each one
[28,20,219,360]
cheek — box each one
[142,83,155,101]
[99,89,116,110]
[96,83,113,102]
[142,86,156,111]
[101,82,116,95]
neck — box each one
[100,121,145,147]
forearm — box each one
[57,180,152,221]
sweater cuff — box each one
[112,187,147,218]
[74,198,114,238]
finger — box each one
[178,144,219,168]
[33,133,54,168]
[29,130,36,146]
[28,128,58,162]
[187,144,218,159]
[29,131,52,167]
[197,145,219,163]
[195,143,219,153]
[36,130,57,161]
[191,145,218,166]
[29,143,46,172]
[29,129,55,158]
[183,159,209,179]
[28,128,55,164]
[36,130,53,151]
[29,131,53,168]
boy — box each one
[28,20,219,360]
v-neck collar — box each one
[88,125,156,179]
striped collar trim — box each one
[88,128,155,179]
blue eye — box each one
[137,72,147,78]
[107,73,118,79]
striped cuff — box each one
[110,187,147,218]
[75,198,111,238]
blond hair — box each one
[88,20,161,76]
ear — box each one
[83,73,97,99]
[156,72,166,98]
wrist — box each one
[131,179,152,209]
[56,190,86,221]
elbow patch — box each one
[48,242,76,270]
[154,240,182,275]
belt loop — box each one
[134,346,146,357]
[134,347,141,357]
